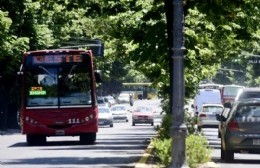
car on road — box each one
[197,103,224,130]
[117,93,130,104]
[98,106,113,127]
[132,106,154,126]
[235,87,260,101]
[223,87,260,109]
[216,98,260,162]
[193,89,221,113]
[110,104,129,122]
[104,95,117,106]
[97,96,110,107]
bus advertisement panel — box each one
[19,49,99,145]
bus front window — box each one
[59,64,92,106]
[26,65,92,107]
[26,67,58,107]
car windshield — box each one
[111,106,126,111]
[202,106,223,113]
[98,108,110,113]
[135,106,150,112]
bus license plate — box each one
[253,139,260,145]
[55,130,65,135]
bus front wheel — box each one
[26,134,46,146]
[80,133,96,145]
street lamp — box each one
[170,0,187,167]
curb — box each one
[134,140,155,168]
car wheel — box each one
[132,122,135,126]
[151,122,154,126]
[224,149,234,162]
[126,118,128,122]
[110,123,113,127]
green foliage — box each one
[186,134,212,168]
[152,134,212,167]
[156,113,172,140]
[184,112,197,135]
[152,138,172,167]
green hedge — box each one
[152,135,211,168]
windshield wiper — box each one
[38,66,56,80]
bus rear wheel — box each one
[80,133,96,145]
[26,134,46,146]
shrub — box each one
[155,113,172,140]
[186,134,212,168]
[152,138,172,167]
[152,134,211,168]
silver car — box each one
[216,98,260,162]
[197,103,223,130]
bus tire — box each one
[80,133,96,145]
[27,134,46,146]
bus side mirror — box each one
[95,72,102,83]
[17,65,24,87]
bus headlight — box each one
[85,117,89,121]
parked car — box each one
[132,106,154,126]
[117,93,130,104]
[197,103,224,130]
[216,98,260,162]
[110,105,129,122]
[98,106,113,127]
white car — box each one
[197,103,224,130]
[104,96,117,106]
[117,94,130,104]
[98,106,113,127]
[110,105,129,122]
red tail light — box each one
[228,120,239,131]
[199,114,206,118]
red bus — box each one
[18,49,100,145]
[220,85,244,104]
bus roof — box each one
[24,49,90,55]
[122,83,152,86]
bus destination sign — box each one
[32,55,82,65]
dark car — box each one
[216,98,260,162]
[235,87,260,101]
[221,87,260,114]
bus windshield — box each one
[26,54,92,107]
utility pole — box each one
[171,0,187,167]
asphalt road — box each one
[0,99,162,168]
[202,128,260,168]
